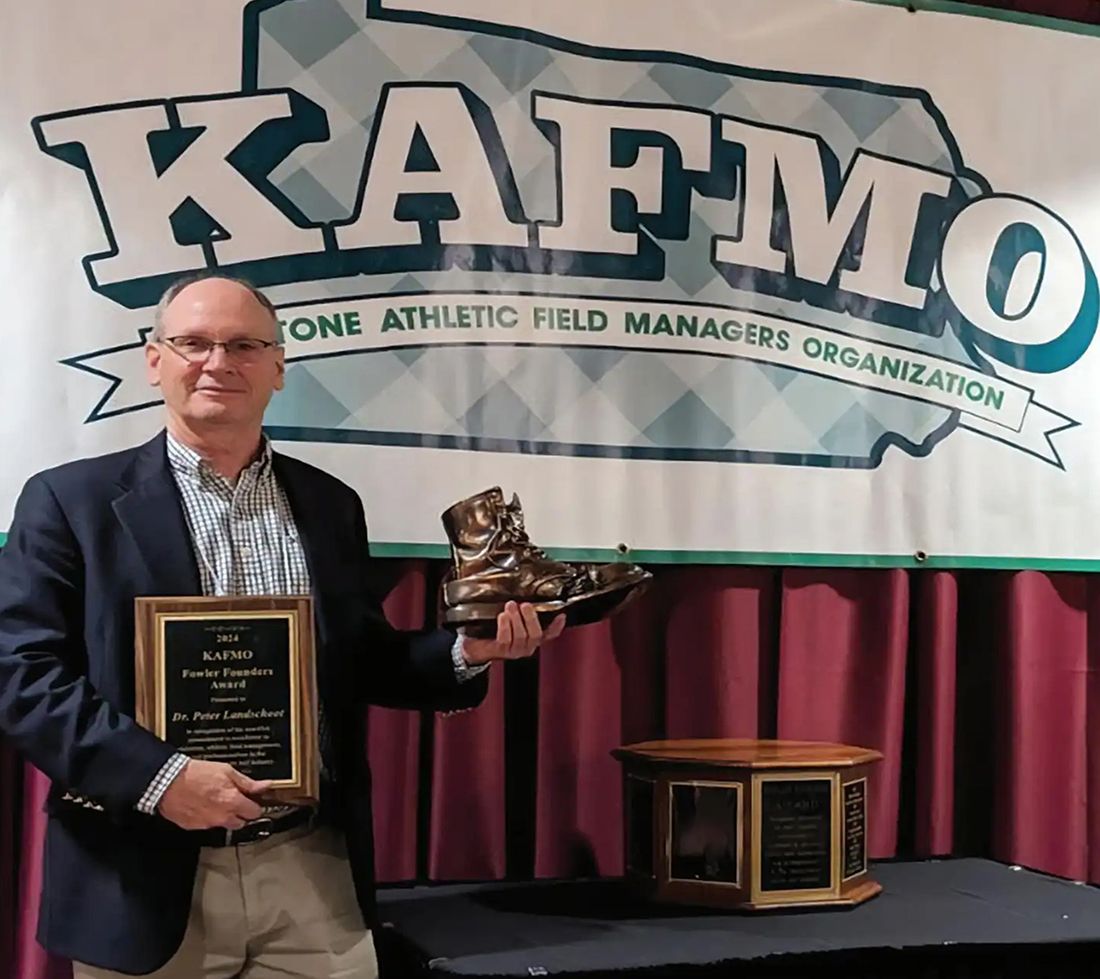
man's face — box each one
[145,279,285,431]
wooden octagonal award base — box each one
[611,739,883,911]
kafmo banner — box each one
[2,0,1100,567]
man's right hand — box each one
[156,759,273,831]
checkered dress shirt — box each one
[136,432,480,816]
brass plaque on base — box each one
[134,596,319,807]
[613,739,883,911]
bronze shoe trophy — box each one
[439,487,652,638]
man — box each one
[0,272,564,978]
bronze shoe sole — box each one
[443,572,651,639]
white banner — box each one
[4,0,1100,567]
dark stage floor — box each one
[373,858,1100,977]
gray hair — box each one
[150,271,281,342]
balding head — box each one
[153,272,279,343]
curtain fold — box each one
[1,740,20,978]
[368,565,430,883]
[428,676,508,881]
[534,617,627,879]
[10,767,67,979]
[775,569,910,857]
[913,570,957,857]
[664,567,779,740]
[993,572,1092,880]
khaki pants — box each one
[73,825,378,979]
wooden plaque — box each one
[613,739,883,911]
[134,595,319,807]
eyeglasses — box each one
[160,336,280,364]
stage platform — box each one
[373,858,1100,978]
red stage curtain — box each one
[5,564,1100,979]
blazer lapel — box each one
[271,450,352,716]
[111,432,201,596]
[271,452,343,606]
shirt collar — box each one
[165,429,273,481]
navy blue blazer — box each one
[0,431,488,975]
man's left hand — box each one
[460,601,565,665]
